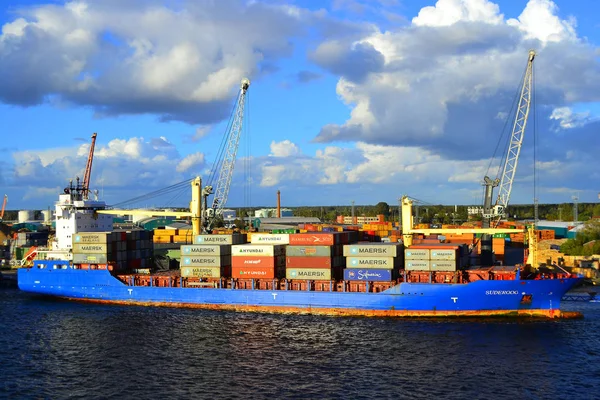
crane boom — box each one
[0,194,7,220]
[494,50,535,217]
[208,78,250,223]
[82,133,97,199]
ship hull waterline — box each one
[18,268,583,319]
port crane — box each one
[203,78,250,231]
[0,194,6,221]
[82,133,97,199]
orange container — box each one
[231,256,284,268]
[289,233,339,246]
[286,256,332,268]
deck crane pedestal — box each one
[203,78,251,232]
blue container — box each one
[344,268,392,281]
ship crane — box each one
[203,78,250,231]
[484,50,535,220]
[82,133,97,199]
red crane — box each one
[0,194,7,220]
[82,133,97,199]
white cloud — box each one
[0,0,316,122]
[549,106,594,129]
[269,140,301,157]
[507,0,576,44]
[176,152,205,173]
[311,0,600,163]
[412,0,503,27]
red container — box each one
[286,256,332,268]
[231,266,277,279]
[231,256,284,268]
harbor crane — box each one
[82,133,97,199]
[0,194,7,221]
[203,78,250,231]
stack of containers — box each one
[343,243,403,281]
[179,234,247,278]
[404,244,464,271]
[285,232,353,281]
[153,229,176,244]
[72,230,153,272]
[231,242,286,279]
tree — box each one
[374,202,390,218]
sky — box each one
[1,0,599,210]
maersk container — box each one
[405,260,431,271]
[285,246,332,257]
[430,249,457,261]
[194,234,247,245]
[72,243,112,255]
[431,261,457,271]
[73,232,115,244]
[72,253,109,264]
[344,269,392,281]
[180,245,231,256]
[343,243,402,257]
[346,257,396,269]
[405,249,430,260]
[286,268,331,281]
[180,266,229,278]
[180,255,232,267]
[249,233,290,245]
[231,244,286,257]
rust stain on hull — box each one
[59,297,582,319]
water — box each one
[1,288,599,400]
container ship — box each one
[17,181,582,318]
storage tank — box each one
[18,210,33,223]
[41,210,53,223]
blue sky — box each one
[0,0,599,210]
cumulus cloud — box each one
[549,106,595,130]
[10,136,208,205]
[0,0,316,123]
[311,0,600,161]
[269,140,302,157]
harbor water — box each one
[1,287,599,399]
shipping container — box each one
[286,268,331,281]
[405,249,430,260]
[343,268,392,281]
[154,229,177,236]
[346,256,396,269]
[430,249,458,261]
[72,243,112,255]
[180,255,232,267]
[249,233,290,245]
[180,266,230,278]
[343,243,402,257]
[285,245,334,257]
[231,255,286,268]
[285,256,345,268]
[289,233,344,246]
[73,232,114,244]
[231,266,283,279]
[231,244,286,257]
[194,234,247,245]
[431,261,457,272]
[72,253,109,264]
[405,260,431,271]
[181,245,231,256]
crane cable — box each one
[109,178,193,208]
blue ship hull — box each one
[17,263,582,318]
